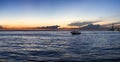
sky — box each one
[0,0,120,28]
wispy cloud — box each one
[68,14,120,27]
[68,20,101,26]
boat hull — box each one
[71,31,81,35]
[71,33,81,35]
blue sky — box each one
[0,0,120,28]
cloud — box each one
[68,20,100,26]
[68,14,120,27]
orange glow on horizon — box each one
[0,19,118,29]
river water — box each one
[0,31,120,62]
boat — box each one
[71,30,81,35]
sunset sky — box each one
[0,0,120,28]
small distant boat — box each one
[71,30,81,35]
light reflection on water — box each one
[0,31,120,62]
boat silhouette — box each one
[71,30,81,35]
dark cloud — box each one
[68,15,120,27]
[68,21,100,26]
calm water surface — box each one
[0,31,120,62]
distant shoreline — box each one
[0,29,71,31]
[0,29,111,31]
[0,28,111,31]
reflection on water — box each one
[0,31,120,62]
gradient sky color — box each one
[0,0,120,28]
